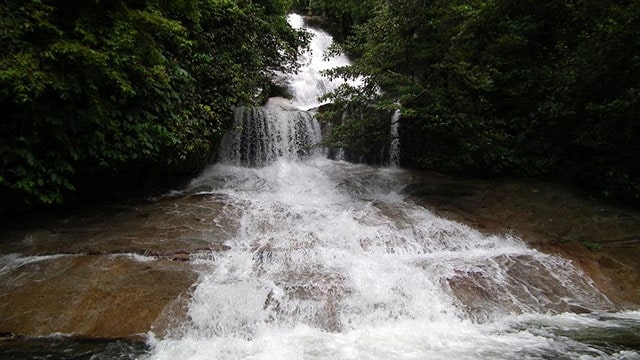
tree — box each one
[0,0,307,208]
[321,0,640,203]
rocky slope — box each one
[0,174,638,346]
[403,172,640,307]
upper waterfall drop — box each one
[389,109,401,166]
[286,14,357,111]
[217,14,357,166]
[217,102,323,166]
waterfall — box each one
[286,14,358,110]
[144,14,640,360]
[216,12,358,166]
[218,100,323,166]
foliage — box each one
[0,0,306,207]
[291,0,373,41]
[318,82,395,163]
[581,240,603,252]
[320,0,640,203]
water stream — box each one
[143,14,640,360]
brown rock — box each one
[0,254,197,339]
[0,193,236,340]
[405,171,640,307]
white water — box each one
[218,101,323,166]
[287,14,360,110]
[145,15,639,360]
[0,253,70,276]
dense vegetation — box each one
[3,0,638,210]
[308,0,639,204]
[0,0,306,209]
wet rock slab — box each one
[404,172,640,307]
[0,193,236,340]
[2,169,639,343]
[0,194,236,256]
[0,255,197,339]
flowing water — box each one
[142,15,640,359]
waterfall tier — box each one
[218,103,323,166]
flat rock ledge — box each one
[404,172,640,307]
[0,253,199,341]
[0,193,234,342]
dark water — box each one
[0,336,148,359]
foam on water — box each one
[144,158,635,359]
[0,253,70,275]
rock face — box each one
[403,172,640,307]
[0,255,197,339]
[0,193,237,341]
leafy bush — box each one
[321,0,640,203]
[0,0,306,207]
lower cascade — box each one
[149,156,640,359]
[143,14,640,360]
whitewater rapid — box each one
[146,158,637,360]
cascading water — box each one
[218,99,323,166]
[286,14,357,110]
[145,15,640,359]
